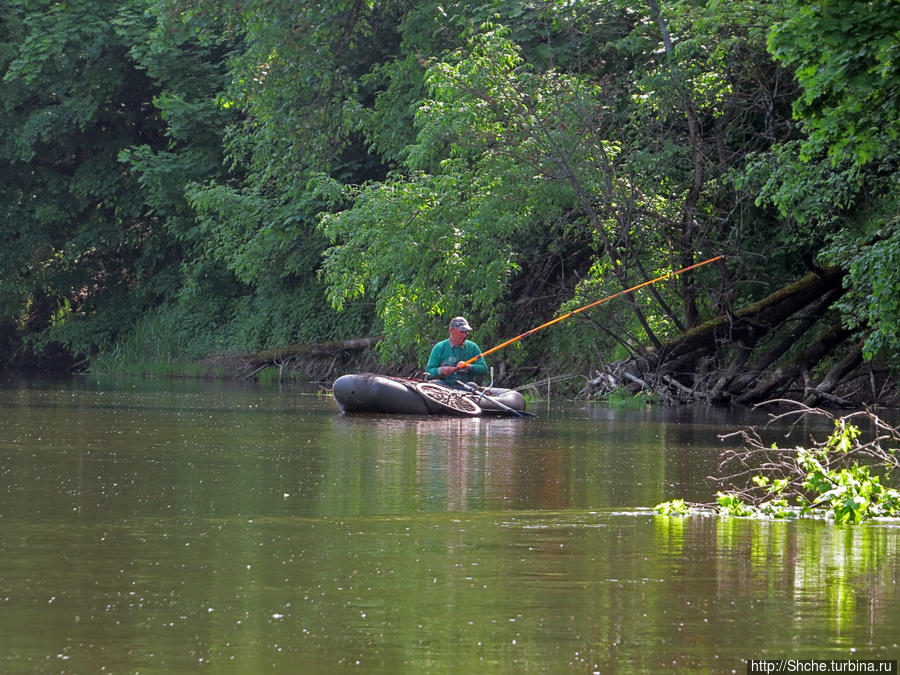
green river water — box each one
[0,376,898,673]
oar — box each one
[458,381,535,418]
[453,255,724,372]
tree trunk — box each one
[587,266,855,405]
[733,324,853,406]
[725,288,843,396]
[245,336,383,368]
[641,266,845,374]
[803,340,865,406]
[649,0,703,328]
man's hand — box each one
[439,362,470,376]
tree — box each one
[760,0,900,359]
[156,0,416,350]
[317,2,793,367]
[318,26,623,362]
[0,0,165,361]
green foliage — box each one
[751,0,900,358]
[318,167,526,361]
[654,498,688,516]
[714,492,756,518]
[1,0,898,382]
[767,0,900,169]
[796,421,900,524]
[319,26,608,361]
[657,419,900,523]
[823,203,900,359]
[0,0,163,356]
[319,13,745,362]
[211,0,407,189]
[599,387,659,408]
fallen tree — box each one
[245,336,383,368]
[230,336,384,381]
[584,266,878,406]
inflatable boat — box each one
[332,373,529,417]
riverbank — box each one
[81,346,409,388]
[8,340,900,408]
[93,348,900,409]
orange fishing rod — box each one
[457,254,724,369]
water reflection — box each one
[653,515,900,660]
[1,377,898,673]
[324,415,529,514]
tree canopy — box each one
[2,0,898,401]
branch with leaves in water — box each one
[656,400,900,524]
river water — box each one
[1,376,898,673]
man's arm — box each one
[425,341,447,379]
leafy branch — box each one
[657,400,900,523]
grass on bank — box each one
[599,387,660,408]
[89,353,217,378]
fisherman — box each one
[425,316,489,387]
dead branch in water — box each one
[713,399,900,505]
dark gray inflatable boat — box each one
[332,373,528,417]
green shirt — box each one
[425,338,489,385]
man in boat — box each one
[425,316,489,388]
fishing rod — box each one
[455,254,724,371]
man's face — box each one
[449,326,469,346]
